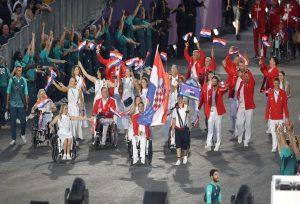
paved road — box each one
[0,70,299,204]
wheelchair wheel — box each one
[83,189,89,204]
[51,137,59,162]
[31,130,38,149]
[146,140,153,165]
[71,137,77,161]
[64,188,70,204]
[110,123,118,147]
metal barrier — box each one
[1,0,106,68]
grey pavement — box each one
[0,31,300,204]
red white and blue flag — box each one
[78,41,87,50]
[182,32,193,41]
[263,41,271,47]
[107,58,121,68]
[45,68,57,91]
[160,52,167,61]
[213,37,227,47]
[134,59,145,71]
[125,57,140,67]
[110,51,123,60]
[88,42,96,50]
[200,28,212,38]
[138,50,170,126]
[36,98,50,109]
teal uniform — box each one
[7,76,28,108]
[144,20,152,53]
[124,15,135,58]
[53,45,63,60]
[205,182,221,204]
[115,30,128,59]
[279,147,297,175]
[39,49,50,65]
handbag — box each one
[123,97,133,107]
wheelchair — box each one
[127,137,153,166]
[31,110,52,149]
[272,34,293,62]
[91,114,118,148]
[50,125,77,163]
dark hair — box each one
[13,3,22,13]
[210,169,219,177]
[280,71,286,76]
[12,51,22,61]
[138,102,144,106]
[212,75,220,82]
[270,56,278,66]
[274,77,280,83]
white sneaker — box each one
[205,145,211,151]
[238,138,242,144]
[183,156,188,164]
[141,158,145,164]
[9,140,16,146]
[214,145,220,151]
[244,143,249,148]
[175,159,181,166]
[1,125,10,129]
[21,135,27,144]
[16,119,21,124]
[133,158,138,164]
[271,148,277,153]
[66,154,71,160]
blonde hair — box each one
[59,104,68,119]
[37,89,46,100]
[71,65,81,78]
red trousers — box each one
[253,28,267,56]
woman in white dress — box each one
[31,89,56,130]
[49,104,86,160]
[72,66,88,128]
[139,77,149,106]
[78,61,108,104]
[53,77,84,142]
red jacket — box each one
[251,1,267,33]
[92,97,116,118]
[97,53,126,96]
[260,59,279,91]
[131,113,151,139]
[280,1,300,29]
[184,47,206,80]
[265,89,289,120]
[268,2,282,35]
[230,70,256,110]
[223,54,238,98]
[199,85,228,118]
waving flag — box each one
[45,68,57,91]
[110,51,123,60]
[107,58,121,68]
[125,57,140,67]
[134,59,145,71]
[213,37,227,47]
[138,50,170,126]
[263,41,271,47]
[35,98,50,109]
[78,41,87,50]
[160,52,167,61]
[182,32,193,41]
[200,28,212,38]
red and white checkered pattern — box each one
[153,81,165,111]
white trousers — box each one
[207,107,222,147]
[100,118,114,144]
[235,106,253,145]
[270,119,283,150]
[71,120,83,140]
[132,135,146,162]
[229,98,238,131]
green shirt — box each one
[124,15,134,38]
[26,68,37,82]
[0,66,12,87]
[39,49,50,64]
[134,17,145,41]
[206,182,221,204]
[7,76,28,107]
[53,46,62,60]
[115,31,127,56]
[279,147,297,175]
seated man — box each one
[131,102,150,164]
[92,87,117,145]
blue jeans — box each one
[0,87,6,125]
[10,106,26,140]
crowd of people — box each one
[0,0,299,198]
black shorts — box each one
[175,128,190,150]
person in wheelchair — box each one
[130,102,150,165]
[92,87,117,146]
[31,89,56,130]
[49,104,86,160]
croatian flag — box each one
[78,41,87,50]
[36,98,50,109]
[134,59,145,71]
[125,57,140,67]
[182,32,193,41]
[45,68,57,91]
[138,50,170,126]
[110,51,123,60]
[213,37,227,47]
[200,28,211,38]
[107,58,121,68]
[263,41,271,47]
[160,52,167,61]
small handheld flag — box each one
[45,68,57,91]
[78,41,87,50]
[107,58,121,68]
[213,37,227,47]
[160,52,167,62]
[182,32,193,41]
[200,28,212,38]
[110,50,123,60]
[125,57,140,67]
[134,59,145,71]
[193,37,198,44]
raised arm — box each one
[108,6,113,26]
[133,0,143,17]
[78,61,97,83]
[184,42,192,62]
[53,81,68,93]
